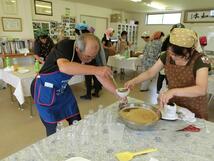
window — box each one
[146,12,181,24]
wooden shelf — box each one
[0,53,35,58]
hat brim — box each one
[141,36,149,38]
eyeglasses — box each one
[82,53,97,61]
[141,36,149,39]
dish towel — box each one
[177,107,196,122]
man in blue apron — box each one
[31,33,117,136]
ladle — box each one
[111,75,119,88]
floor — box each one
[0,71,213,159]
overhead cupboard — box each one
[111,23,138,48]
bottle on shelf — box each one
[5,57,11,67]
[34,60,40,72]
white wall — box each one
[0,0,114,39]
[124,11,214,51]
[0,0,34,39]
[1,0,214,50]
[31,0,112,23]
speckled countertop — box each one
[2,98,214,161]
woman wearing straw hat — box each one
[125,28,211,119]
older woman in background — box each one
[140,31,165,91]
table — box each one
[2,98,214,161]
[0,66,84,115]
[0,66,84,105]
[107,55,142,71]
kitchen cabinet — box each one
[111,23,138,48]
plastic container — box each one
[34,60,40,72]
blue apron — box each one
[34,71,80,123]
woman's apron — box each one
[34,71,80,123]
[164,53,208,119]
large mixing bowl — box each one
[118,102,160,130]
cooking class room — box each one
[0,0,214,160]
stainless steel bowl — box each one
[118,102,160,130]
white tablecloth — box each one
[2,98,214,161]
[107,55,142,71]
[0,66,84,105]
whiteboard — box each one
[190,26,214,51]
[80,15,108,40]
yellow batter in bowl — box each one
[119,107,159,125]
[118,103,160,130]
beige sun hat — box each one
[170,28,198,48]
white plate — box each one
[161,114,178,121]
[17,69,30,74]
[3,67,13,72]
[127,57,137,60]
[161,110,179,121]
[65,157,91,161]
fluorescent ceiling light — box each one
[146,1,166,10]
[36,4,51,9]
[130,0,142,2]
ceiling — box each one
[68,0,214,13]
